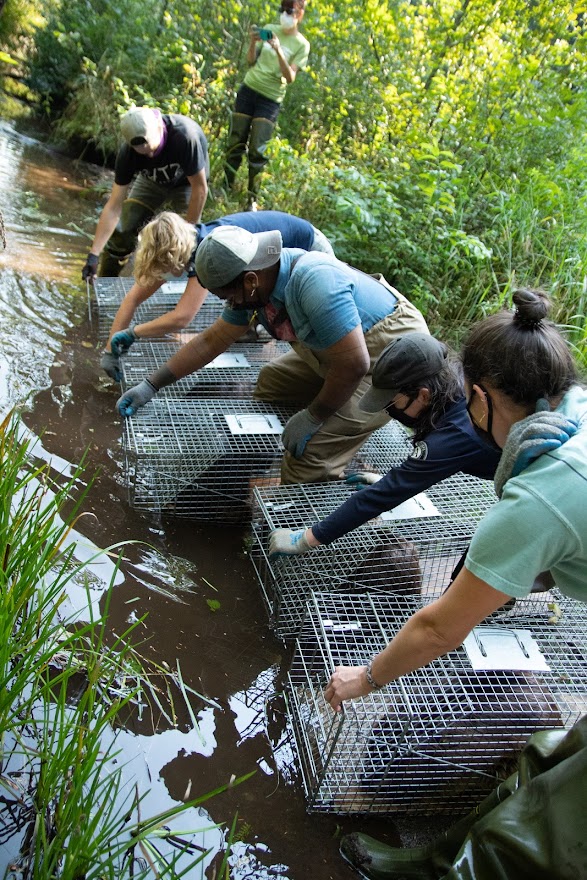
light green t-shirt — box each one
[466,385,587,602]
[244,25,310,104]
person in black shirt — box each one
[268,333,502,556]
[81,107,209,280]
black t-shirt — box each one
[114,114,209,189]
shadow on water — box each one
[0,120,400,878]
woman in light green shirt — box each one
[224,0,310,209]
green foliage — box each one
[0,412,246,876]
[10,0,587,363]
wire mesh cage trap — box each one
[285,589,587,815]
[92,277,224,340]
[120,339,290,399]
[123,397,299,522]
[251,472,497,638]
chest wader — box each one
[224,111,253,190]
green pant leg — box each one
[225,111,253,189]
[247,116,276,195]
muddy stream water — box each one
[0,120,410,878]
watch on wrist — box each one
[365,659,384,690]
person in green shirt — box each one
[224,0,310,210]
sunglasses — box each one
[130,136,148,146]
[280,4,297,13]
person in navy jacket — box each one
[268,332,502,556]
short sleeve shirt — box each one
[466,385,587,602]
[244,25,310,103]
[220,249,399,349]
[114,114,209,189]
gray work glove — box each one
[116,380,157,418]
[495,403,578,498]
[281,409,324,458]
[110,327,138,356]
[269,528,315,558]
[82,252,99,282]
[346,471,383,488]
[100,350,122,382]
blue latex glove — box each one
[269,528,314,558]
[345,471,383,489]
[281,409,324,458]
[100,351,122,382]
[110,327,138,356]
[116,379,157,418]
[495,408,579,497]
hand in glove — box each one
[494,404,579,497]
[269,528,316,558]
[281,409,324,458]
[82,253,99,283]
[116,379,157,418]
[100,351,122,382]
[346,471,383,488]
[111,327,138,356]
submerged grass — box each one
[0,411,247,878]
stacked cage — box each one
[121,339,289,399]
[251,472,497,638]
[92,277,224,341]
[286,589,587,815]
[123,398,300,522]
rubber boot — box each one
[225,111,252,190]
[339,775,518,880]
[98,249,129,278]
[247,116,276,207]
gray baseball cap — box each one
[120,107,161,145]
[359,332,448,413]
[195,226,282,290]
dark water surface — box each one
[0,119,407,878]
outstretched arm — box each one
[106,279,163,351]
[89,183,130,257]
[324,567,511,712]
[127,276,209,341]
[185,170,208,223]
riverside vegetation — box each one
[0,412,248,878]
[0,0,586,363]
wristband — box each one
[365,659,384,690]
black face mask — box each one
[466,383,502,451]
[385,394,419,428]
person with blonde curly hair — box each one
[100,209,333,381]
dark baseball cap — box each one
[359,332,448,413]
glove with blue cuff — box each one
[281,409,324,458]
[116,379,158,418]
[111,327,138,356]
[269,528,316,558]
[100,351,122,382]
[346,471,383,489]
[494,402,578,498]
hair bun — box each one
[512,288,550,328]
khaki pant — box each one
[253,286,428,484]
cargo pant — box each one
[253,283,428,484]
[98,175,190,277]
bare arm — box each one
[89,183,130,256]
[307,326,370,422]
[324,568,512,712]
[268,34,299,83]
[130,276,209,340]
[247,28,260,64]
[154,317,246,383]
[185,170,208,223]
[106,279,162,350]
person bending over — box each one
[324,288,582,712]
[116,225,428,484]
[268,332,503,556]
[82,107,209,282]
[100,210,334,381]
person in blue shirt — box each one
[267,332,502,556]
[100,210,333,381]
[116,225,428,484]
